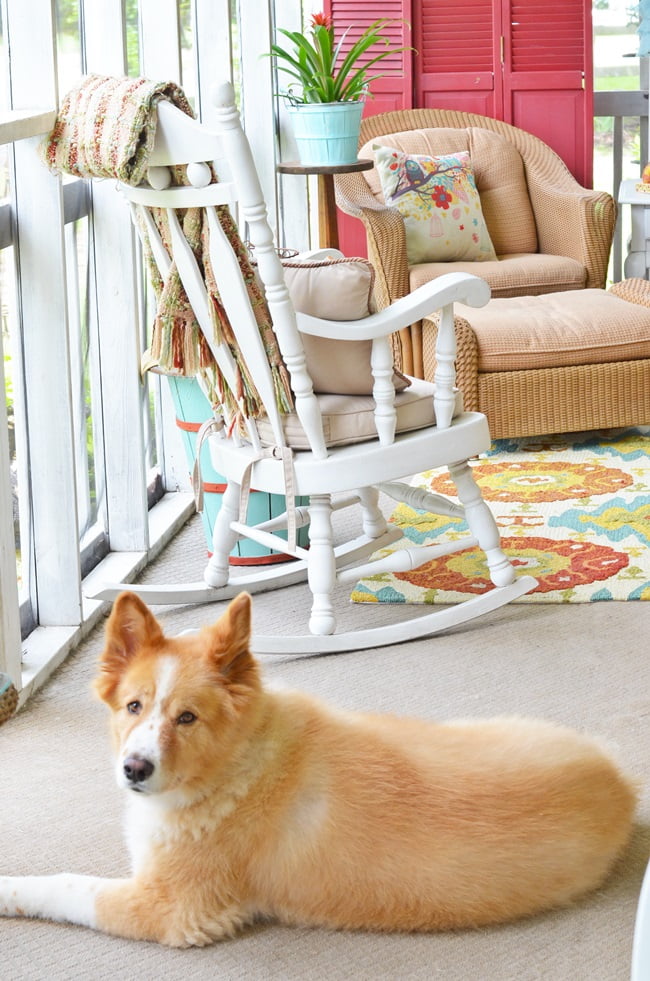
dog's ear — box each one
[94,592,164,702]
[209,592,255,683]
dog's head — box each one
[94,591,260,801]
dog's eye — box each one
[177,711,196,725]
[127,701,142,715]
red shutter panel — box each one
[413,1,592,186]
[324,0,413,116]
[504,0,593,186]
[415,0,502,116]
[509,0,585,72]
[324,0,413,257]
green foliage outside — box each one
[597,74,639,90]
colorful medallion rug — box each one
[352,428,650,605]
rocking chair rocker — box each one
[88,80,536,654]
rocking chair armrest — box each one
[294,248,345,262]
[295,271,491,342]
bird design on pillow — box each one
[372,143,497,264]
[386,152,472,208]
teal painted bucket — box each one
[166,375,309,564]
[287,101,363,166]
[0,672,18,725]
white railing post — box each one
[193,0,233,127]
[0,327,22,685]
[6,0,83,627]
[83,1,154,549]
[240,0,280,237]
[138,0,198,496]
[273,0,311,251]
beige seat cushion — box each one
[468,129,537,255]
[410,253,586,298]
[257,376,462,450]
[454,289,650,371]
[360,126,537,256]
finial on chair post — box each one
[209,82,242,139]
[210,81,237,115]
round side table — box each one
[277,158,373,250]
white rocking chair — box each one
[88,81,536,654]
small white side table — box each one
[618,178,650,279]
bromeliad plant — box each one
[270,12,409,105]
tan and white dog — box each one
[0,591,637,947]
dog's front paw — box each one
[0,876,25,917]
[0,873,102,927]
[159,905,250,947]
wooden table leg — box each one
[317,173,339,250]
[278,160,373,253]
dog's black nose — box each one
[123,756,154,784]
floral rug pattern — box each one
[352,428,650,604]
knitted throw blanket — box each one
[42,74,293,419]
[42,74,193,181]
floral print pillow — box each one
[373,145,497,265]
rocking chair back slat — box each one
[203,207,286,447]
[161,205,246,430]
[144,202,255,446]
[246,238,328,459]
[135,204,172,277]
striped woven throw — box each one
[41,74,293,419]
[42,74,193,182]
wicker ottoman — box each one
[420,278,650,438]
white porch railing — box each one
[594,88,648,283]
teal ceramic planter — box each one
[166,375,309,564]
[287,101,364,166]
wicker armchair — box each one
[335,108,616,377]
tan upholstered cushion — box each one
[467,129,537,255]
[359,126,536,257]
[409,253,586,298]
[454,289,650,371]
[259,256,409,395]
[282,257,374,320]
[257,376,461,450]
